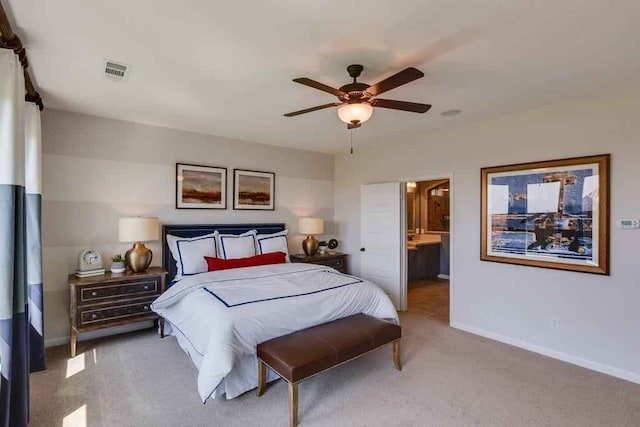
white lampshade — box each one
[298,217,324,235]
[119,217,160,242]
[338,103,373,124]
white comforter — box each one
[151,263,399,402]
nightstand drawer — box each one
[79,278,160,304]
[79,299,156,326]
[317,258,344,270]
[290,253,348,274]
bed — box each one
[152,223,399,402]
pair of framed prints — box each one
[176,163,274,211]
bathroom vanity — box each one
[407,234,442,282]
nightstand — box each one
[68,267,167,357]
[290,252,348,274]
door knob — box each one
[360,247,366,252]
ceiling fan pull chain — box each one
[350,129,354,154]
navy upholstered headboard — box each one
[162,223,286,285]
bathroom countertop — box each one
[407,234,442,249]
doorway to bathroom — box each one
[405,178,450,323]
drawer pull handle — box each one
[91,291,98,297]
[143,285,149,290]
[143,305,149,310]
[91,313,98,319]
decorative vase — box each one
[125,242,153,272]
[302,235,319,257]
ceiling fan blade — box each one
[366,67,424,97]
[284,102,342,117]
[371,99,431,113]
[292,78,346,97]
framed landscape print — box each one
[233,169,275,210]
[176,163,227,209]
[480,154,609,275]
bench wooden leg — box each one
[393,340,401,371]
[288,382,298,427]
[257,359,267,397]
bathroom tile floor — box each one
[407,278,450,323]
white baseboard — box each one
[437,274,450,280]
[45,321,155,348]
[451,321,640,385]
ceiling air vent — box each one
[102,59,132,82]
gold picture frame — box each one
[480,154,609,275]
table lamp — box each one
[119,217,160,272]
[298,217,324,257]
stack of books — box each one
[75,268,105,278]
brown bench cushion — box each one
[257,314,401,383]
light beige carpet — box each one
[32,313,640,427]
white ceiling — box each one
[7,1,640,153]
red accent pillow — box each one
[205,251,287,272]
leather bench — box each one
[256,314,402,427]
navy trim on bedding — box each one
[256,234,287,254]
[154,267,328,308]
[204,274,364,308]
[162,224,285,285]
[176,235,217,276]
[219,234,256,259]
[167,318,206,357]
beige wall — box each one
[334,90,640,383]
[42,109,335,344]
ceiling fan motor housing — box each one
[340,65,371,102]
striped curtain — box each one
[0,48,45,427]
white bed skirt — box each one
[167,321,281,400]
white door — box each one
[360,182,404,310]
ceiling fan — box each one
[284,64,431,129]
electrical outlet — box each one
[550,317,560,330]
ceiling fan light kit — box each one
[338,103,373,125]
[285,64,431,130]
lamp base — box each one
[125,242,153,273]
[302,235,319,257]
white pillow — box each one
[255,229,290,261]
[217,230,257,259]
[167,232,218,280]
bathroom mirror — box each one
[406,180,450,233]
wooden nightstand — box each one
[68,267,167,357]
[290,252,348,274]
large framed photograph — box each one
[481,154,609,275]
[233,169,275,210]
[176,163,227,209]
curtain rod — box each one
[0,1,43,110]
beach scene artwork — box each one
[176,164,226,209]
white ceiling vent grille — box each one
[102,59,132,82]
